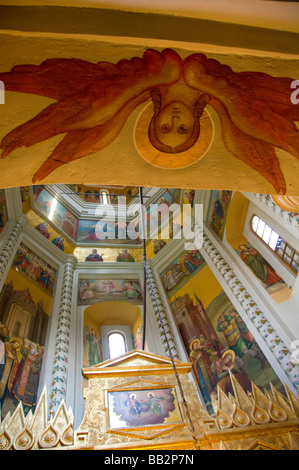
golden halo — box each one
[134,102,214,169]
[10,337,22,348]
[222,349,236,362]
[190,338,201,350]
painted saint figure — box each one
[121,280,141,299]
[214,350,252,396]
[189,338,215,413]
[13,340,43,413]
[116,249,135,262]
[0,338,22,407]
[84,326,102,366]
[238,244,282,286]
[85,249,104,262]
[216,309,265,375]
[52,236,64,251]
[0,49,298,193]
[35,222,51,239]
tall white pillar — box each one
[49,257,76,414]
[0,216,27,287]
[145,263,180,360]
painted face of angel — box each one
[148,91,210,153]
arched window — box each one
[12,320,21,337]
[251,215,299,273]
[101,325,133,361]
[108,332,127,359]
[100,190,110,205]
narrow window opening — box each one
[108,332,127,359]
[100,190,109,205]
[251,215,299,274]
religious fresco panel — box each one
[78,279,142,306]
[83,324,102,368]
[107,387,182,429]
[168,267,284,415]
[206,190,232,240]
[0,245,55,419]
[12,243,56,296]
[1,49,298,193]
[133,188,180,241]
[66,184,140,204]
[160,249,206,298]
[33,185,78,240]
[236,242,289,297]
[76,219,141,245]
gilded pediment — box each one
[82,349,192,379]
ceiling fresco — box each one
[0,16,298,194]
[65,185,140,204]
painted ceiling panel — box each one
[0,8,298,194]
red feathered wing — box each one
[183,54,299,193]
[0,49,182,180]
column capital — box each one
[64,254,78,269]
[0,217,26,283]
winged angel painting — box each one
[0,48,298,193]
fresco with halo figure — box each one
[108,387,182,429]
[206,190,232,240]
[12,243,56,296]
[0,247,54,419]
[0,49,298,194]
[166,259,284,415]
[78,279,142,305]
[161,249,206,297]
[76,219,141,245]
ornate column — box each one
[0,216,26,284]
[201,230,299,394]
[145,263,180,360]
[49,257,76,414]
